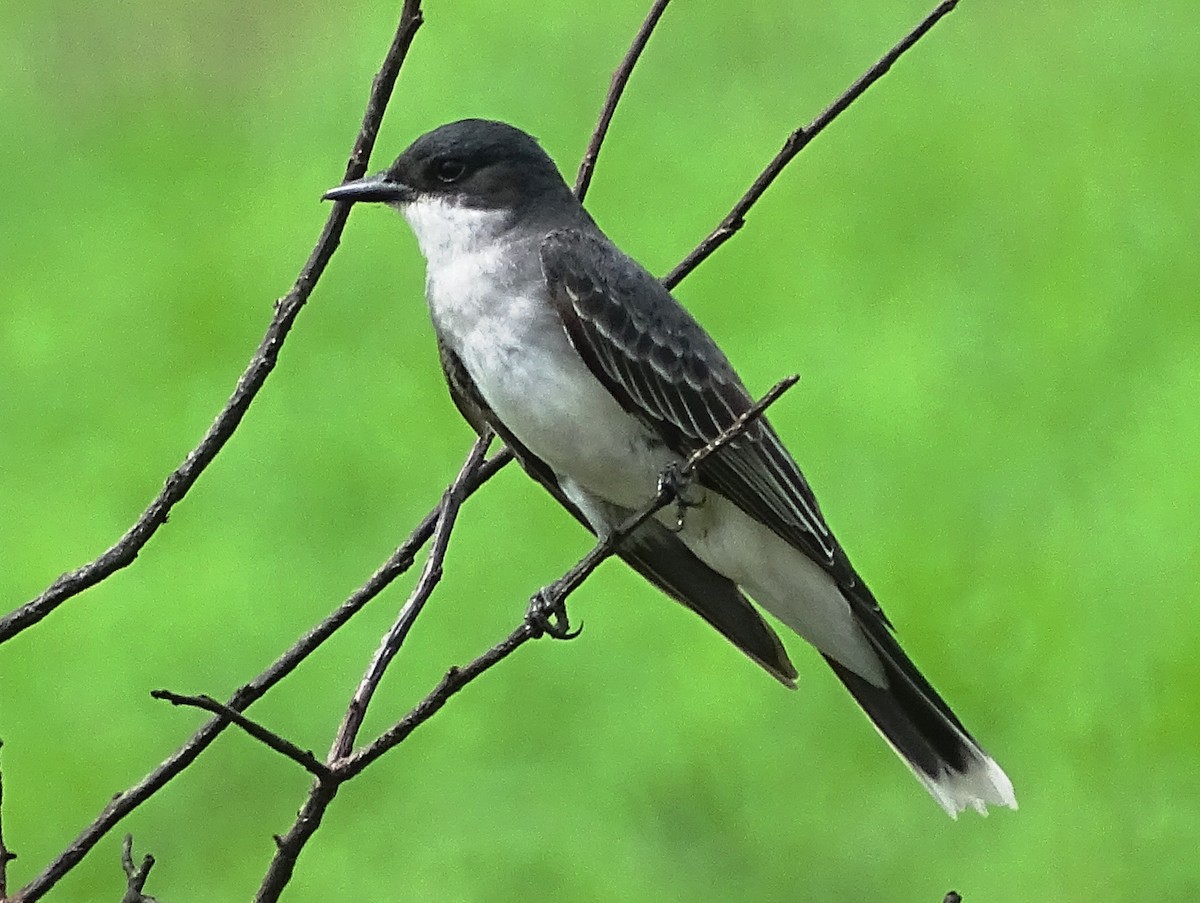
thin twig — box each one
[329,431,494,761]
[252,433,495,899]
[663,0,960,289]
[0,740,16,900]
[254,781,339,903]
[13,447,509,903]
[573,0,672,201]
[0,0,426,647]
[151,691,332,780]
[340,622,538,779]
[119,835,158,903]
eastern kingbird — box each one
[324,119,1016,817]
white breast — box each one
[401,197,676,511]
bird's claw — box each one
[657,462,698,533]
[526,589,582,640]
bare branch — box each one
[13,445,510,902]
[0,740,16,900]
[0,0,426,647]
[254,781,339,903]
[329,430,495,760]
[119,835,158,903]
[151,691,332,781]
[252,611,536,902]
[663,0,960,289]
[574,0,672,201]
[340,623,538,780]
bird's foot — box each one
[525,589,582,640]
[657,462,701,533]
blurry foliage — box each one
[1,0,1198,900]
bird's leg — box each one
[656,462,703,533]
[525,588,582,640]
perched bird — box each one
[323,119,1016,817]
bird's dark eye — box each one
[434,158,467,183]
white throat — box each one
[399,196,513,272]
[398,194,538,357]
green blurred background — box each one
[2,0,1197,899]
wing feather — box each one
[540,229,840,572]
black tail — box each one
[825,608,1016,817]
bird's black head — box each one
[323,119,574,215]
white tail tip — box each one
[923,753,1017,819]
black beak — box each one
[322,172,414,204]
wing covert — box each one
[540,229,840,570]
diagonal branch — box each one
[663,0,960,289]
[574,0,672,201]
[0,0,426,647]
[329,431,494,761]
[254,780,339,903]
[151,691,332,780]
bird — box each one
[323,118,1016,818]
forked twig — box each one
[329,431,494,761]
[119,835,158,903]
[254,431,493,900]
